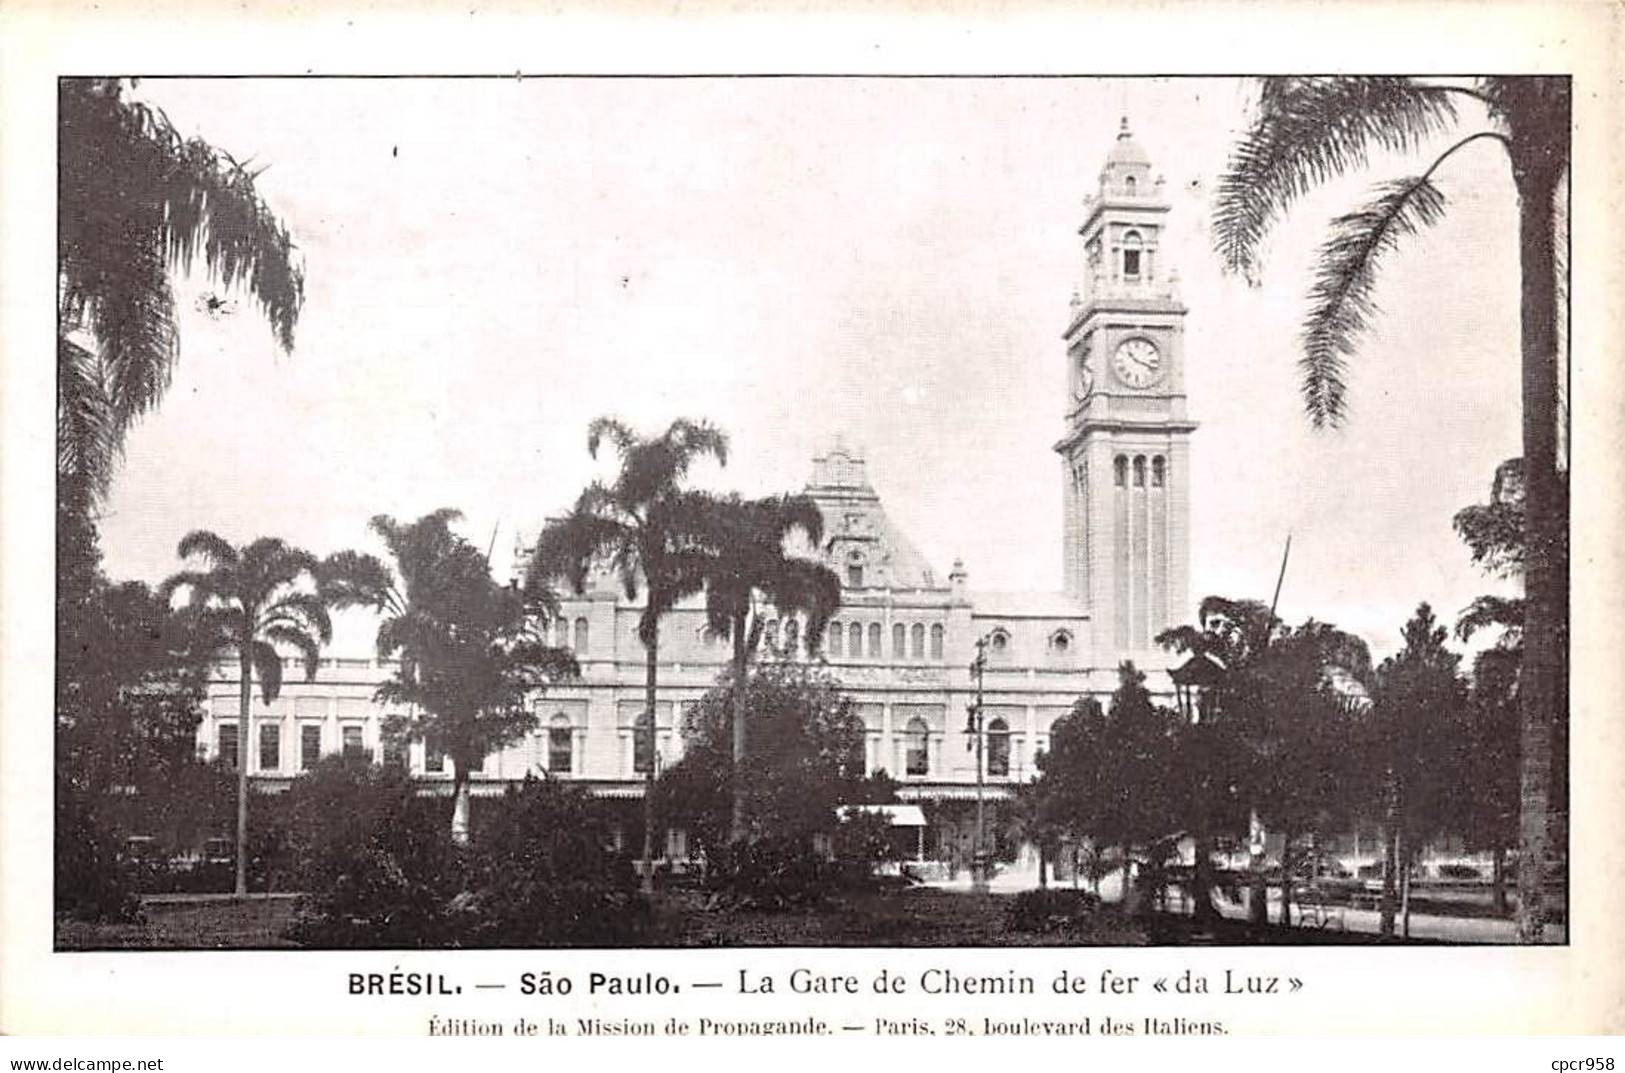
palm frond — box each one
[1213,77,1459,278]
[1300,176,1447,426]
[262,622,323,681]
[318,550,399,613]
[1456,594,1524,643]
[259,591,333,645]
[176,529,239,570]
[57,334,117,502]
[249,639,284,705]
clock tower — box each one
[1055,118,1196,664]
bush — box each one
[284,757,468,948]
[1007,888,1102,933]
[285,765,650,948]
[706,836,834,911]
[54,787,142,923]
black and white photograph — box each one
[4,6,1623,1042]
[43,72,1575,954]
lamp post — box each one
[964,635,989,891]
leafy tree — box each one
[698,493,842,842]
[526,417,728,885]
[1360,603,1469,937]
[1215,76,1569,941]
[1451,458,1562,916]
[1029,695,1110,886]
[655,661,876,858]
[161,533,332,895]
[323,511,577,843]
[58,78,304,509]
[1098,664,1183,907]
[58,580,213,797]
[1241,621,1372,923]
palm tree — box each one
[526,417,729,888]
[321,511,575,843]
[161,533,330,896]
[58,78,304,510]
[1214,76,1569,941]
[700,494,842,843]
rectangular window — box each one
[381,734,406,769]
[259,723,280,771]
[425,745,445,773]
[847,564,863,588]
[300,724,321,770]
[1123,249,1141,278]
[341,724,365,760]
[218,724,239,769]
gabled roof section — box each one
[805,443,943,592]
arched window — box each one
[847,550,865,589]
[893,623,906,659]
[910,623,925,659]
[930,623,944,659]
[986,717,1010,777]
[1133,455,1146,487]
[784,618,800,653]
[1114,455,1128,487]
[633,709,654,775]
[867,622,881,657]
[765,620,779,650]
[1122,230,1143,279]
[988,629,1011,663]
[829,621,844,658]
[573,616,589,655]
[905,717,930,776]
[1124,175,1137,195]
[1152,455,1166,487]
[848,621,863,659]
[548,713,573,774]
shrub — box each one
[54,787,142,923]
[285,766,650,948]
[706,836,834,911]
[284,757,468,948]
[1007,888,1102,933]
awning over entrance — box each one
[840,804,927,827]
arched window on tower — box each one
[548,713,573,774]
[1133,455,1147,487]
[848,621,863,659]
[868,622,882,658]
[1122,230,1143,280]
[847,551,865,589]
[1114,455,1128,487]
[930,623,944,660]
[986,718,1010,777]
[573,616,589,656]
[1152,455,1166,488]
[905,717,930,776]
[893,623,906,659]
[1124,175,1137,196]
[910,623,925,659]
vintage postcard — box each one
[2,1,1622,1048]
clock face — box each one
[1112,337,1162,388]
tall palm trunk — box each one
[1510,117,1565,942]
[235,644,252,897]
[641,635,658,894]
[1379,790,1399,938]
[728,611,750,844]
[1277,828,1294,927]
[450,758,471,845]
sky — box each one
[96,76,1525,660]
